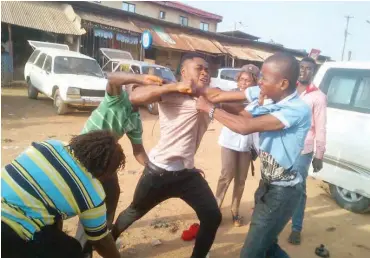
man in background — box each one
[288,57,327,245]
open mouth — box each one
[200,78,209,83]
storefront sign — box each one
[142,30,152,49]
[116,33,139,45]
[94,29,113,39]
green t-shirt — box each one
[81,91,143,144]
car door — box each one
[319,68,370,175]
[30,53,47,93]
[41,55,54,97]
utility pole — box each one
[341,15,354,61]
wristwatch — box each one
[209,106,216,120]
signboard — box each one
[142,30,153,50]
[309,49,321,60]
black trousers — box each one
[1,222,83,258]
[113,163,222,258]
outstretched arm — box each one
[129,82,192,106]
[201,88,247,104]
[106,72,163,96]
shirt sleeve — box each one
[104,91,127,107]
[244,86,261,102]
[126,113,143,144]
[313,94,327,159]
[79,201,108,241]
[270,104,311,129]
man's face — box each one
[181,57,210,89]
[258,62,289,101]
[298,61,315,85]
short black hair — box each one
[180,52,205,68]
[301,56,317,70]
[265,52,300,91]
[68,130,125,178]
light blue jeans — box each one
[291,152,314,232]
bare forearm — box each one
[92,234,120,258]
[107,72,143,87]
[220,103,245,114]
[213,108,251,135]
[204,88,247,104]
[129,84,178,105]
[134,150,148,166]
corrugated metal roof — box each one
[1,1,85,35]
[179,34,223,54]
[132,20,192,51]
[221,44,274,62]
[76,10,142,34]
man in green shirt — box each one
[77,72,192,254]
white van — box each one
[309,61,370,213]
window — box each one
[54,56,103,78]
[200,22,209,31]
[122,2,135,13]
[220,69,241,81]
[43,56,52,73]
[320,68,370,113]
[159,11,166,19]
[131,65,141,74]
[28,50,40,64]
[179,16,188,26]
[142,66,176,82]
[35,53,46,68]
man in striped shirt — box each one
[1,130,125,258]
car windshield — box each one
[142,66,176,82]
[54,56,104,78]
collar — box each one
[298,83,318,96]
[277,90,298,104]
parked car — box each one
[24,40,107,115]
[100,48,177,115]
[309,61,370,213]
[210,68,241,91]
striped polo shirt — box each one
[1,140,108,241]
[81,91,143,144]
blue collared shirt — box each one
[244,87,312,186]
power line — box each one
[341,15,354,61]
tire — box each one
[147,102,159,115]
[53,89,70,115]
[27,78,38,99]
[329,183,370,214]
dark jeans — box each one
[291,152,313,232]
[113,163,222,258]
[240,180,303,258]
[1,222,83,258]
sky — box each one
[182,0,370,61]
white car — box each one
[210,68,241,91]
[100,48,177,115]
[309,61,370,213]
[24,41,107,115]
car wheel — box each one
[27,78,38,99]
[147,102,159,115]
[329,183,370,214]
[53,89,70,115]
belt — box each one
[146,161,191,175]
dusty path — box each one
[2,86,370,258]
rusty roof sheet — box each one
[179,33,223,54]
[222,44,274,62]
[131,20,192,52]
[76,10,141,34]
[1,1,85,35]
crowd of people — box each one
[1,51,327,258]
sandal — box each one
[231,211,243,227]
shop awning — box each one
[179,34,224,55]
[76,10,142,34]
[131,20,192,52]
[1,1,85,35]
[221,44,274,62]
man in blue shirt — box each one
[196,52,311,258]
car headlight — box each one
[67,87,80,98]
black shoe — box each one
[288,231,301,245]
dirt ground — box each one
[2,86,370,258]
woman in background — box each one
[215,64,260,227]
